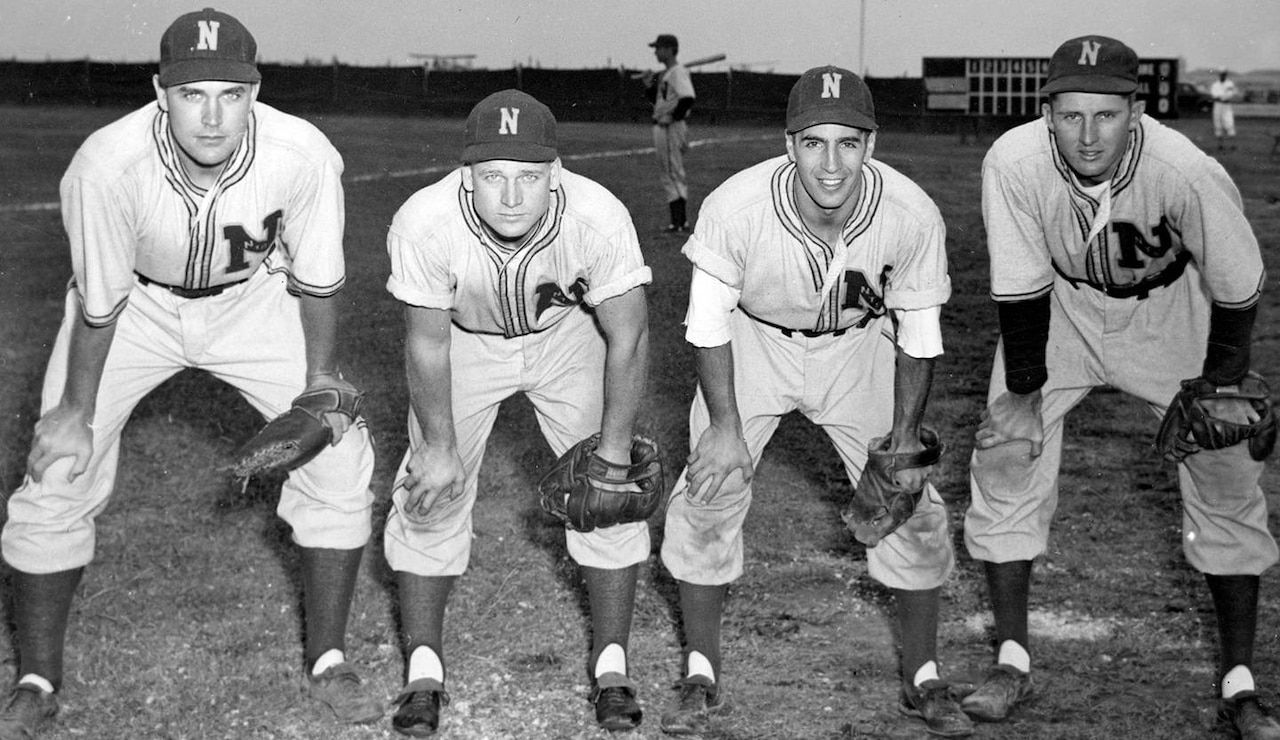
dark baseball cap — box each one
[786,65,877,133]
[158,7,260,87]
[1039,35,1139,95]
[462,89,558,164]
[649,34,679,49]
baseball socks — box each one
[595,643,628,678]
[408,645,446,684]
[668,198,688,231]
[685,650,715,683]
[997,639,1031,672]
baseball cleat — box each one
[591,672,642,732]
[307,662,384,724]
[392,678,450,737]
[960,664,1034,721]
[1219,691,1280,740]
[898,679,975,737]
[659,676,728,735]
[0,683,58,740]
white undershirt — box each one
[683,266,943,358]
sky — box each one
[1,0,1276,77]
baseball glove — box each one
[1155,372,1276,463]
[538,434,665,533]
[232,386,364,478]
[841,428,945,548]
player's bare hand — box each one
[1198,396,1262,425]
[399,443,466,523]
[304,372,357,445]
[27,405,95,483]
[685,424,753,506]
[975,389,1045,458]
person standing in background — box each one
[644,34,696,234]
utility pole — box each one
[859,0,867,76]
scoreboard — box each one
[923,56,1180,118]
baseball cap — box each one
[462,89,558,164]
[649,34,679,49]
[158,7,260,87]
[786,65,877,133]
[1039,35,1138,95]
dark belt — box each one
[740,308,847,338]
[135,272,246,299]
[1052,250,1190,300]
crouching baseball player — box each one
[964,35,1280,739]
[382,90,654,736]
[659,66,971,737]
[0,8,380,738]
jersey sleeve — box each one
[881,198,951,311]
[681,215,745,290]
[1174,162,1263,309]
[60,159,137,327]
[580,201,652,307]
[684,265,742,347]
[671,65,696,99]
[279,143,347,297]
[386,214,456,310]
[982,154,1055,302]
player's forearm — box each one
[59,314,117,416]
[696,342,744,435]
[297,292,343,381]
[598,323,649,460]
[405,309,457,449]
[891,350,935,446]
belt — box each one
[1052,250,1190,301]
[741,308,847,338]
[135,272,247,299]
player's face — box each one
[462,158,561,242]
[154,77,258,183]
[785,124,876,215]
[1043,93,1144,186]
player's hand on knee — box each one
[975,389,1045,458]
[685,424,753,506]
[1198,396,1262,426]
[399,444,466,523]
[27,405,95,483]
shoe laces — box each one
[677,682,710,712]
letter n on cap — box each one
[822,72,842,99]
[1078,40,1101,66]
[500,107,520,135]
[198,20,221,51]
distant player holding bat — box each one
[643,33,697,234]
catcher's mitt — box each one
[1155,372,1276,463]
[538,434,664,533]
[841,428,945,548]
[232,386,364,478]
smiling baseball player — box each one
[659,66,969,737]
[0,8,380,737]
[382,89,652,736]
[963,36,1280,739]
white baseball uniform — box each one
[661,154,956,591]
[383,166,653,576]
[3,101,375,573]
[652,63,695,203]
[1210,78,1239,138]
[965,114,1278,576]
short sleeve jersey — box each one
[386,167,651,337]
[59,101,347,326]
[653,64,696,122]
[982,115,1263,309]
[682,154,950,333]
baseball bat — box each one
[630,54,726,79]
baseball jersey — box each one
[1210,78,1239,103]
[983,115,1263,309]
[653,64,695,122]
[682,154,950,334]
[387,167,651,336]
[59,101,346,327]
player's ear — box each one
[1040,101,1053,127]
[784,132,796,162]
[460,164,475,191]
[865,131,877,159]
[1129,97,1146,125]
[249,82,262,105]
[548,158,562,189]
[153,75,168,111]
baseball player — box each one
[1210,70,1240,152]
[0,9,382,737]
[382,89,652,736]
[659,66,971,738]
[962,36,1280,739]
[644,33,696,233]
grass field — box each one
[2,103,1280,739]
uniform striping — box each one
[1,134,773,214]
